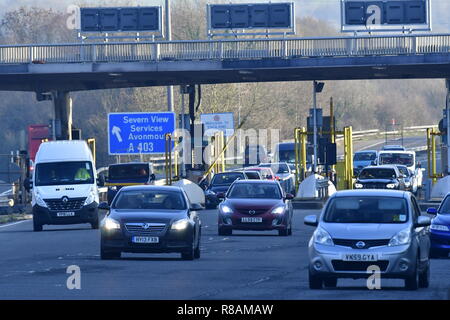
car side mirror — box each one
[304,215,318,227]
[98,202,110,211]
[415,216,431,228]
[426,207,438,216]
[150,173,156,181]
[217,192,225,200]
[190,203,204,211]
[285,193,295,200]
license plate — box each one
[241,217,263,223]
[342,253,378,262]
[57,212,75,217]
[132,236,159,244]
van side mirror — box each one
[23,178,32,191]
[97,175,105,187]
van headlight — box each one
[313,227,334,246]
[171,219,190,231]
[386,183,397,189]
[84,188,98,206]
[102,217,121,230]
[35,192,47,208]
[389,228,411,246]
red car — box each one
[217,180,294,236]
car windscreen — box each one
[439,196,450,214]
[35,161,94,186]
[354,152,376,161]
[244,171,261,179]
[260,163,289,174]
[113,190,186,210]
[228,183,282,199]
[211,173,244,186]
[324,197,408,223]
[359,168,396,179]
[379,153,414,167]
[108,164,149,182]
[397,166,410,177]
[278,150,295,164]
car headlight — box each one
[389,228,411,246]
[386,183,397,189]
[220,205,233,214]
[35,192,47,208]
[313,227,334,246]
[354,183,363,189]
[271,205,286,215]
[431,224,450,232]
[102,217,121,230]
[84,188,98,206]
[171,219,190,230]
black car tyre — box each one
[33,217,42,232]
[323,278,338,288]
[100,248,121,260]
[418,262,430,288]
[181,240,195,260]
[278,228,289,236]
[405,256,420,290]
[91,218,99,230]
[218,227,232,236]
[309,270,323,289]
[288,221,293,236]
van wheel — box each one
[33,218,42,232]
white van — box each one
[30,141,99,231]
[377,150,423,188]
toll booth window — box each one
[35,161,94,186]
[109,164,150,181]
[379,153,414,167]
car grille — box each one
[44,198,86,211]
[333,239,390,249]
[332,260,389,272]
[362,183,387,189]
[125,223,166,236]
[237,209,268,215]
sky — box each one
[0,0,449,33]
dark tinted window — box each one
[228,183,282,199]
[379,153,414,167]
[211,173,244,186]
[113,190,186,210]
[359,168,397,179]
[354,152,376,161]
[244,171,261,179]
[324,197,408,224]
[109,164,150,182]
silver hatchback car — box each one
[304,190,431,290]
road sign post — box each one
[108,112,175,155]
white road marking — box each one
[0,220,29,229]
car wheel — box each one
[33,217,43,232]
[309,270,323,289]
[100,248,121,260]
[418,262,430,288]
[430,249,448,259]
[181,241,195,260]
[323,278,338,288]
[288,221,293,236]
[218,227,232,236]
[91,218,99,230]
[278,228,289,236]
[194,231,201,259]
[405,257,420,290]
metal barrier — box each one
[316,179,331,199]
[0,34,449,64]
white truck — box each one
[377,150,423,189]
[28,141,99,231]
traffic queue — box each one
[24,140,450,291]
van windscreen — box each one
[35,161,94,186]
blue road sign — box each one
[108,112,175,155]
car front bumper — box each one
[101,227,194,253]
[32,202,98,226]
[218,212,288,231]
[308,242,418,279]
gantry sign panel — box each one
[208,2,295,36]
[80,7,161,33]
[341,0,431,33]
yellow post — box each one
[294,127,308,192]
[86,138,96,165]
[427,128,431,181]
[174,135,179,180]
[431,128,437,184]
[344,126,354,190]
[165,133,172,186]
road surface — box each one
[1,209,449,300]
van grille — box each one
[44,198,86,211]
